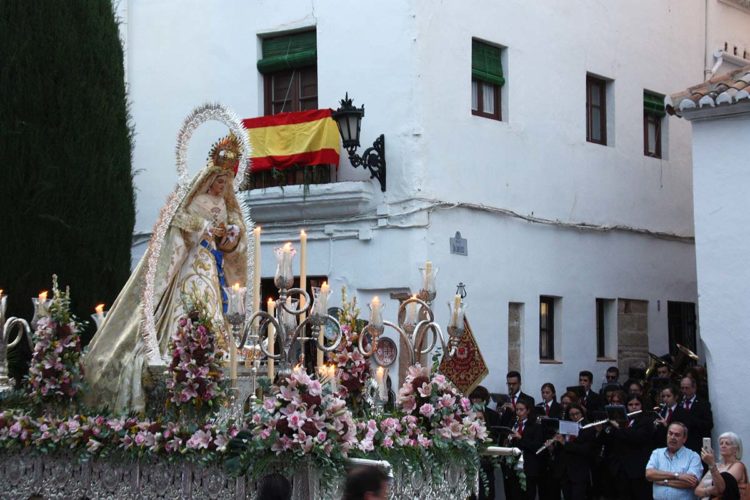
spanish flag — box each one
[242,109,341,172]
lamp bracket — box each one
[347,134,386,192]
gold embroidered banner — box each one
[439,316,488,395]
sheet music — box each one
[558,420,579,436]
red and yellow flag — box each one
[242,109,340,172]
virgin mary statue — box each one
[83,135,248,413]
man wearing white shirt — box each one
[645,422,702,500]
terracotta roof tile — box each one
[666,64,750,117]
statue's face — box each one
[209,175,227,196]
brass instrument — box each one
[672,344,699,376]
[644,352,672,381]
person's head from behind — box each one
[343,465,389,500]
[257,473,291,500]
[469,385,490,407]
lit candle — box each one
[268,298,276,381]
[252,226,262,325]
[95,303,105,322]
[299,230,308,342]
[370,296,383,327]
[376,366,388,401]
[37,291,49,316]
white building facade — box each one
[119,1,750,395]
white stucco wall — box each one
[117,1,750,400]
[690,112,750,445]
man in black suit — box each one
[579,370,604,414]
[679,375,713,453]
[499,370,536,428]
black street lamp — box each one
[332,93,386,192]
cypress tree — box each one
[0,0,135,376]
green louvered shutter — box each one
[472,40,504,87]
[258,31,317,74]
[644,91,666,118]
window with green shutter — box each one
[471,39,504,120]
[258,31,317,74]
[644,90,665,158]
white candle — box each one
[370,296,383,327]
[37,291,49,316]
[316,281,330,368]
[252,226,262,325]
[299,230,308,345]
[376,366,388,400]
[268,298,276,381]
[95,303,105,322]
[451,294,461,327]
[407,294,418,324]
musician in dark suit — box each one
[679,376,713,454]
[499,370,536,428]
[536,383,563,500]
[550,403,597,500]
[536,382,563,419]
[505,399,544,500]
[602,395,655,500]
[653,384,683,449]
[579,370,604,413]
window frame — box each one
[643,110,663,158]
[263,65,319,117]
[539,296,555,361]
[586,75,607,145]
[471,77,501,120]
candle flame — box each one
[300,229,306,237]
[39,291,48,301]
[267,298,276,307]
[233,282,240,291]
[95,304,105,314]
[377,366,385,377]
[0,289,4,297]
[283,242,293,252]
[253,226,261,234]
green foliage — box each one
[0,1,135,363]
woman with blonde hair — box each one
[694,431,748,500]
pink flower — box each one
[419,403,435,418]
[214,433,229,452]
[186,429,212,449]
[439,394,456,408]
[417,382,433,398]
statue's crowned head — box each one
[208,133,242,175]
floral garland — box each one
[166,304,226,416]
[27,275,84,406]
[0,410,241,462]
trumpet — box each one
[579,410,642,429]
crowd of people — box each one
[470,366,747,500]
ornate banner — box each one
[439,316,488,395]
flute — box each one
[579,410,642,429]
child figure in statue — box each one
[83,135,248,413]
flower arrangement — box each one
[396,364,488,448]
[224,366,357,488]
[27,275,84,407]
[331,287,370,407]
[166,303,226,417]
[0,410,241,462]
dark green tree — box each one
[0,0,135,379]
